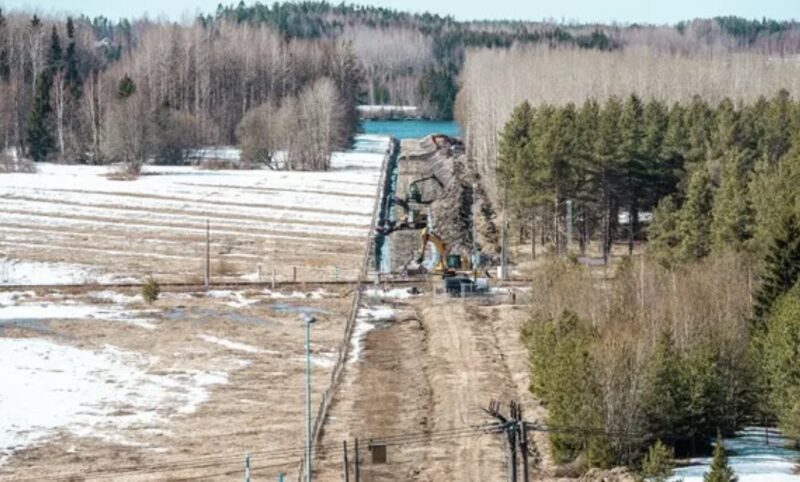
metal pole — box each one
[305,318,313,482]
[245,453,251,482]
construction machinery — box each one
[406,174,443,204]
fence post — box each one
[293,266,297,282]
[272,269,277,290]
[343,440,350,482]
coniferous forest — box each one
[498,77,800,471]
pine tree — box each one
[678,168,714,260]
[753,213,800,320]
[641,440,675,482]
[497,101,533,202]
[619,94,647,254]
[591,97,623,262]
[703,432,738,482]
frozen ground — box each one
[0,135,390,284]
[672,427,800,481]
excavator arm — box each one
[416,228,449,273]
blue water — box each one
[362,120,461,140]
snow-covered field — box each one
[0,135,390,284]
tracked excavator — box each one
[376,175,443,235]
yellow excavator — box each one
[415,227,473,277]
[416,227,450,275]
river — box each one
[361,119,461,140]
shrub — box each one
[142,276,160,304]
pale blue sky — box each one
[1,0,796,24]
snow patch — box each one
[0,338,227,462]
[0,259,99,285]
[362,287,420,299]
[348,304,397,363]
[671,427,800,481]
[198,334,264,354]
[0,300,157,330]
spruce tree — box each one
[762,283,800,439]
[27,73,54,162]
[753,213,800,320]
[703,432,738,482]
[711,148,752,253]
[643,330,690,446]
[678,168,714,261]
[648,195,681,267]
[641,440,675,482]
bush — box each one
[641,440,675,482]
[142,276,160,304]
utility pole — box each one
[205,218,210,289]
[485,400,532,482]
[501,176,509,280]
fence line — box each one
[298,138,398,481]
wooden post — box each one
[205,218,210,288]
[354,438,360,482]
[272,269,277,290]
[519,421,530,482]
[343,440,350,482]
[258,265,262,282]
[293,266,297,282]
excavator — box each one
[416,227,452,275]
[376,175,442,235]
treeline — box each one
[496,92,800,261]
[510,91,800,473]
[0,11,362,170]
[208,1,618,117]
[459,45,800,203]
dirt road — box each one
[315,293,542,481]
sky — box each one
[2,0,797,25]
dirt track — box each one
[315,294,543,481]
